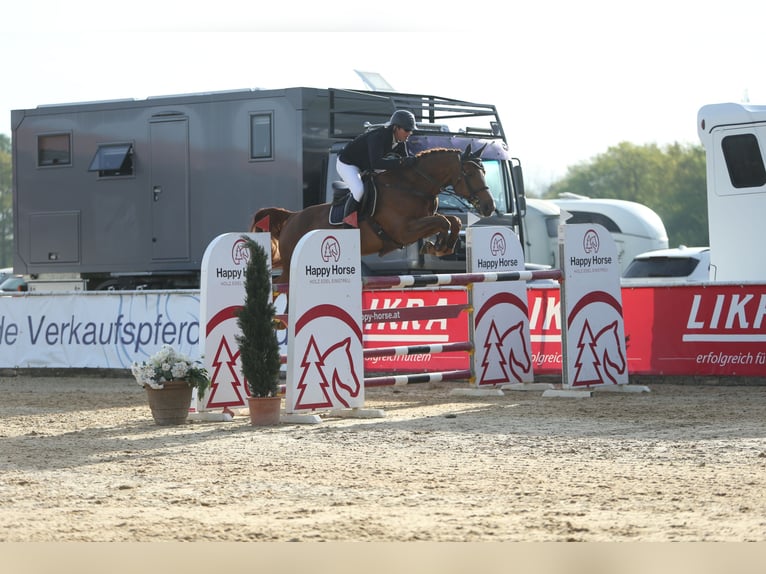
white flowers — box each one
[131,345,210,398]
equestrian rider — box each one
[336,109,418,218]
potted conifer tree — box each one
[236,236,282,426]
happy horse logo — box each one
[295,335,362,410]
[474,291,532,386]
[292,305,362,410]
[231,239,251,266]
[573,318,626,387]
[479,319,531,385]
[489,232,506,257]
[583,229,600,254]
[568,291,628,388]
[320,236,342,263]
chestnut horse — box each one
[249,146,495,286]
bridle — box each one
[451,158,489,210]
[365,148,491,251]
[377,149,490,210]
[412,153,489,211]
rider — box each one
[336,109,418,219]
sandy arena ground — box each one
[1,373,765,543]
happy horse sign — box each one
[199,232,272,411]
[559,223,628,388]
[285,229,364,414]
[466,226,533,387]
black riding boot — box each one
[343,195,361,218]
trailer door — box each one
[150,118,190,260]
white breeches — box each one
[336,158,364,201]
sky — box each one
[3,0,765,191]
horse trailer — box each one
[520,195,670,274]
[12,87,529,290]
[548,194,669,274]
[697,102,766,282]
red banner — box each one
[363,284,766,377]
[363,289,468,372]
[622,284,766,376]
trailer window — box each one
[563,211,621,233]
[38,133,71,167]
[721,134,766,188]
[250,113,273,159]
[88,143,134,177]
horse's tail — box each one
[250,208,293,270]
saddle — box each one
[328,175,378,225]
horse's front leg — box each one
[417,215,462,257]
[387,214,450,256]
[439,215,462,253]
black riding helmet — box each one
[388,110,416,131]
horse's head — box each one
[398,146,495,216]
[455,144,495,217]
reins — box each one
[378,150,486,203]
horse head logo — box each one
[502,321,532,382]
[595,321,626,383]
[583,229,600,254]
[323,338,362,406]
[320,236,341,263]
[295,336,361,410]
[573,318,627,387]
[490,232,506,257]
[232,239,251,266]
[478,319,531,385]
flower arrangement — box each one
[131,345,211,400]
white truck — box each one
[523,194,669,274]
[697,102,766,282]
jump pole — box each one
[282,225,557,418]
[357,222,646,397]
[282,224,645,420]
[359,226,555,395]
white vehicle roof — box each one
[551,194,668,241]
[622,246,711,283]
[697,103,766,146]
[525,197,561,216]
[631,246,709,259]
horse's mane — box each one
[414,148,460,158]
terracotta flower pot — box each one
[247,396,282,426]
[145,381,193,425]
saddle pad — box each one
[328,202,346,225]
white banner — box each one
[0,291,202,369]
